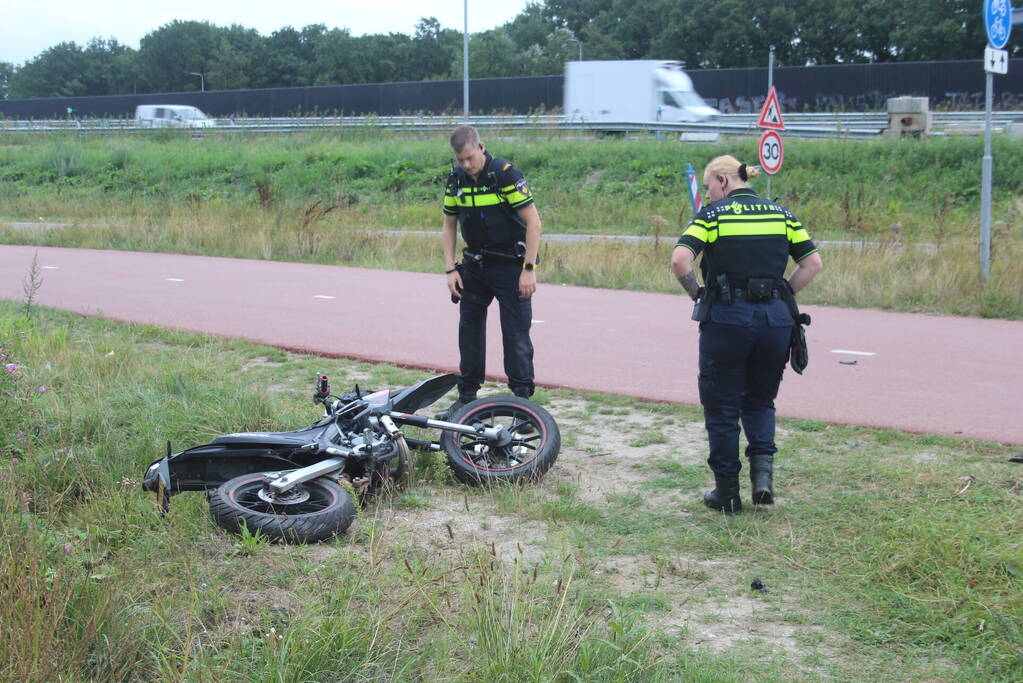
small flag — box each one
[685,163,702,216]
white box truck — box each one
[564,60,719,124]
[135,104,216,128]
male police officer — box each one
[672,155,822,514]
[440,126,542,416]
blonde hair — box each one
[705,154,760,182]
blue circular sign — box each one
[984,0,1012,50]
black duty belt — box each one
[715,277,783,303]
[463,246,523,265]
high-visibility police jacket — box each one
[443,152,534,252]
[676,188,817,286]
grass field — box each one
[2,301,1021,681]
[2,129,1022,318]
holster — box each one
[780,281,811,374]
[691,287,711,322]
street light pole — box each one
[462,0,469,120]
[187,71,205,92]
[568,37,582,61]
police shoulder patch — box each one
[502,162,511,171]
[515,178,530,195]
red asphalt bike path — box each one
[1,245,1021,445]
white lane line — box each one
[165,278,185,282]
[830,349,876,356]
[313,295,336,300]
[42,265,59,270]
[531,319,545,323]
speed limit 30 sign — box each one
[758,130,784,175]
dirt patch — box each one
[597,553,840,675]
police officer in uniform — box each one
[441,126,542,415]
[671,155,823,514]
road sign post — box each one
[980,0,1013,281]
[757,80,786,195]
[758,130,784,175]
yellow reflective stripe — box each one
[716,223,787,237]
[788,228,811,243]
[683,225,708,242]
[444,195,458,208]
[453,193,503,207]
[499,183,531,206]
[717,213,785,221]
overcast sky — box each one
[3,0,532,66]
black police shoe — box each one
[703,474,742,515]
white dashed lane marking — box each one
[313,295,336,300]
[165,278,185,282]
[42,266,59,270]
[830,349,876,356]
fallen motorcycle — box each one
[142,373,560,543]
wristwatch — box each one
[523,262,537,272]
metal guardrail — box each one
[2,112,1022,138]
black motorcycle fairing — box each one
[211,422,332,447]
[142,443,302,495]
[389,373,458,414]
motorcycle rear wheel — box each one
[440,396,561,485]
[209,473,356,543]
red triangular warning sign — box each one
[757,86,785,130]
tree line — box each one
[2,0,1009,100]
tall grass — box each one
[3,130,1023,317]
[0,302,1020,679]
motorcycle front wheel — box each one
[440,396,561,485]
[208,473,356,543]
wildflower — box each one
[4,363,17,374]
[11,458,18,464]
[38,386,47,393]
[63,544,73,553]
[16,431,25,442]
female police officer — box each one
[671,155,823,514]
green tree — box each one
[311,28,359,85]
[205,24,266,90]
[138,20,220,92]
[407,17,460,81]
[506,3,559,53]
[463,29,522,79]
[265,24,326,87]
[0,62,12,99]
[9,42,88,97]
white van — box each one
[564,60,720,124]
[135,104,216,128]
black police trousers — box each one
[457,260,534,398]
[697,299,792,477]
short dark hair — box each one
[450,125,480,152]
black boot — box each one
[703,474,742,515]
[748,454,774,505]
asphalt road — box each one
[2,245,1020,445]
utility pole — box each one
[463,0,469,120]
